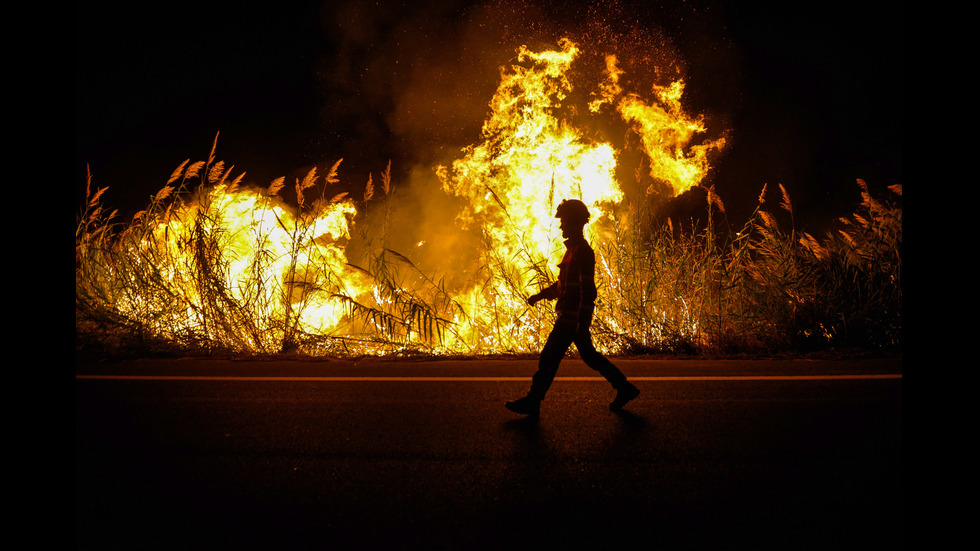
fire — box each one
[77,38,726,356]
[436,38,725,353]
[144,178,366,353]
[591,53,725,196]
[619,78,724,196]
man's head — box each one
[555,199,590,238]
[555,199,590,225]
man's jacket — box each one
[538,235,598,325]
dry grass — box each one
[76,139,901,358]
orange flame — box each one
[135,177,368,353]
[84,38,726,356]
[436,38,725,352]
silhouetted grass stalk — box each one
[77,141,901,356]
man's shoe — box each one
[505,396,541,416]
[610,383,640,411]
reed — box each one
[592,180,902,355]
[77,140,902,357]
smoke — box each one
[315,1,556,278]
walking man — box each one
[505,199,640,416]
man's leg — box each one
[530,320,577,399]
[574,314,640,411]
[575,334,627,385]
[505,320,575,416]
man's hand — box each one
[527,292,542,306]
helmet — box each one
[555,199,590,225]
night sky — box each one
[76,0,902,233]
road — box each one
[76,357,902,550]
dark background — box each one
[76,0,902,233]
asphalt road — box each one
[76,357,902,550]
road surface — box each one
[76,357,902,550]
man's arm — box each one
[528,282,558,306]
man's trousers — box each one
[529,309,629,399]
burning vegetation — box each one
[75,39,902,357]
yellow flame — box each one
[133,182,368,352]
[94,38,726,356]
[619,79,725,196]
[436,38,724,352]
[592,54,726,196]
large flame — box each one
[80,38,726,356]
[135,178,368,353]
[436,38,725,353]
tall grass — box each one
[593,179,902,354]
[76,140,901,357]
[76,139,467,357]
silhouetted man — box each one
[506,199,640,417]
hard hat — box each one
[555,199,590,225]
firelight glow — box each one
[436,38,725,352]
[83,38,725,356]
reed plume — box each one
[77,139,902,357]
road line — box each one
[76,374,901,382]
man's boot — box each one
[505,395,541,416]
[610,382,640,411]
